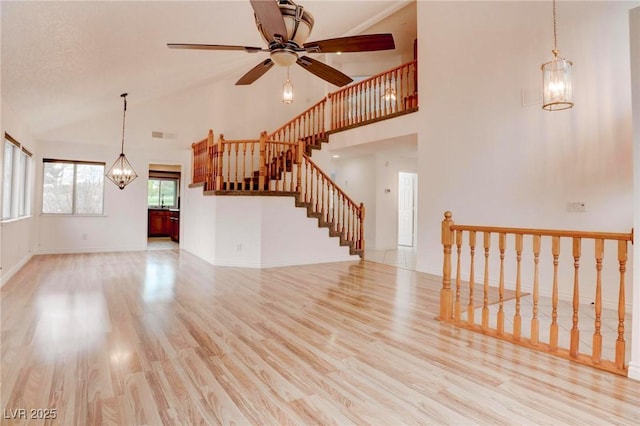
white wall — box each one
[181,186,359,267]
[416,1,636,306]
[1,100,38,285]
[36,140,190,254]
[374,152,417,250]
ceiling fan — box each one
[168,0,395,87]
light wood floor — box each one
[1,250,639,425]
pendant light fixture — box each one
[282,67,294,104]
[106,93,138,189]
[541,0,573,111]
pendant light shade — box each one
[106,93,138,189]
[541,0,574,111]
[282,67,293,104]
[542,55,573,110]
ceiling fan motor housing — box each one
[256,0,314,49]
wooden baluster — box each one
[310,161,315,204]
[305,158,310,202]
[454,230,463,322]
[497,233,506,335]
[482,232,490,331]
[550,236,560,352]
[467,230,477,325]
[616,240,627,370]
[296,141,303,193]
[399,67,405,111]
[341,194,346,236]
[367,80,373,120]
[592,238,604,364]
[241,142,247,190]
[249,141,255,191]
[191,143,197,183]
[570,237,581,358]
[332,188,336,225]
[393,68,402,112]
[348,203,353,241]
[233,142,239,189]
[531,235,541,346]
[322,175,326,220]
[216,135,224,190]
[258,133,266,191]
[514,234,523,341]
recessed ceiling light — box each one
[332,154,340,158]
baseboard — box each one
[1,252,33,287]
[212,255,359,269]
[627,361,640,381]
[36,246,145,255]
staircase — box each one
[190,59,418,260]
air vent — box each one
[151,131,176,140]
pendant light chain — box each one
[552,0,558,57]
[120,93,128,155]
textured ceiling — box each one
[1,0,413,137]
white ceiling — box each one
[1,0,414,137]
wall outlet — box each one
[567,202,586,212]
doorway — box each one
[147,163,182,250]
[397,172,417,247]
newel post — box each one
[259,131,267,190]
[360,203,365,255]
[215,134,224,190]
[440,211,454,321]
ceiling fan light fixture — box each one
[271,49,298,67]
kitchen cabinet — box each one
[169,210,180,242]
[148,209,170,237]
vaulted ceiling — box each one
[1,0,415,137]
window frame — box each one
[2,133,33,221]
[147,177,179,209]
[41,158,106,216]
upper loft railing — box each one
[439,211,633,376]
[328,60,418,131]
[265,59,418,154]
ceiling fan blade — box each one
[167,43,264,52]
[250,0,288,43]
[296,56,353,87]
[236,58,275,85]
[304,33,395,53]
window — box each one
[147,178,178,208]
[42,159,105,215]
[2,134,32,220]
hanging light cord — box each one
[552,0,559,57]
[120,93,128,155]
